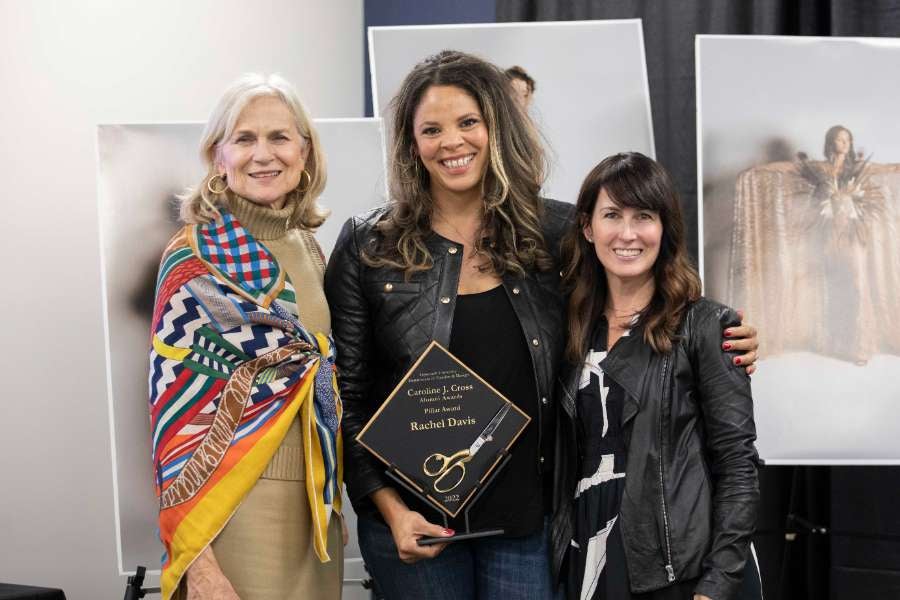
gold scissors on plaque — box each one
[422,404,510,493]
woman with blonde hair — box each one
[149,73,343,600]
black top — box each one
[448,284,544,536]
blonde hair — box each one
[179,73,328,228]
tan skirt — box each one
[196,418,343,599]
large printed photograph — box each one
[697,35,900,463]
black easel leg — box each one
[776,465,800,600]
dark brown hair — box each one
[823,124,856,162]
[504,65,535,93]
[561,152,701,361]
[363,50,552,277]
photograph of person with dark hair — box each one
[698,35,900,462]
[727,124,900,365]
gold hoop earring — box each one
[297,169,311,193]
[207,174,228,195]
[413,158,422,181]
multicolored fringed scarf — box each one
[149,213,342,600]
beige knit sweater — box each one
[204,196,341,600]
[227,194,331,335]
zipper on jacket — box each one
[657,355,675,583]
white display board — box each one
[97,119,386,577]
[369,20,655,205]
[697,35,900,464]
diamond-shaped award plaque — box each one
[356,341,530,518]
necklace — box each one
[605,305,643,331]
[607,306,639,316]
[433,208,484,260]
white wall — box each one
[0,1,363,598]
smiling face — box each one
[216,95,309,209]
[412,85,490,203]
[584,188,663,286]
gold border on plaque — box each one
[356,340,531,517]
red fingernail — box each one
[734,357,742,365]
[722,342,732,350]
[444,528,455,536]
[724,329,733,337]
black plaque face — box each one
[356,341,530,517]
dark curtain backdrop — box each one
[496,4,900,600]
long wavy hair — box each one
[178,73,328,229]
[561,152,701,362]
[364,50,552,277]
[823,124,859,182]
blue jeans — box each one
[358,516,558,600]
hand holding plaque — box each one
[356,342,530,521]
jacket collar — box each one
[600,328,657,426]
[559,320,658,427]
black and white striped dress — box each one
[567,322,633,600]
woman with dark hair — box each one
[555,152,762,600]
[327,49,565,599]
[795,124,888,363]
[823,124,858,179]
[327,51,758,599]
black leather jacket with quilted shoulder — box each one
[551,298,760,599]
[325,199,576,519]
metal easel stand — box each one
[123,566,160,599]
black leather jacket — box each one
[325,199,576,518]
[551,299,760,599]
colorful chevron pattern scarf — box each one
[149,213,342,599]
